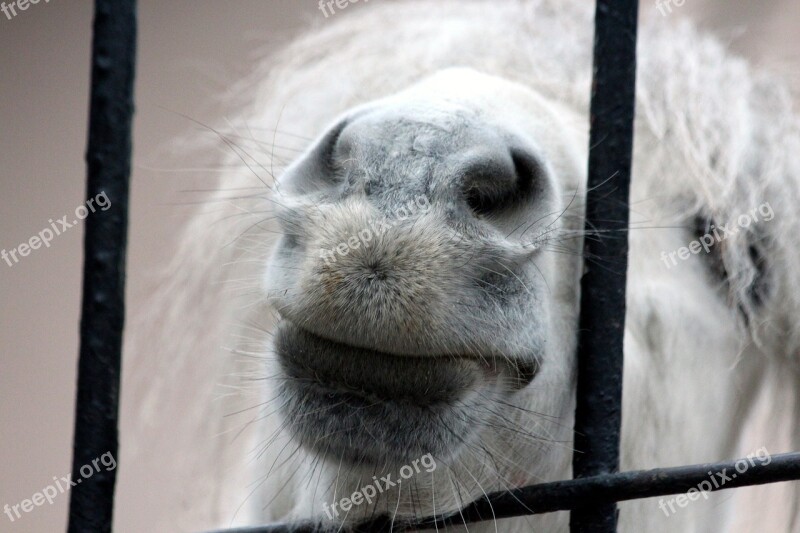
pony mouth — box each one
[273,321,536,464]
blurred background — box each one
[1,1,798,531]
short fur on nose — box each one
[312,197,451,300]
[281,197,465,352]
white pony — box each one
[117,2,800,532]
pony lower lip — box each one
[279,319,533,374]
[273,317,537,388]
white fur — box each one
[117,2,800,531]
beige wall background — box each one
[1,1,797,532]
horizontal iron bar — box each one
[208,452,800,532]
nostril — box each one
[280,114,360,195]
[511,148,544,193]
[509,147,544,196]
[465,186,495,218]
[462,147,545,218]
[320,117,351,173]
[461,156,515,217]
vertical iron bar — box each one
[571,0,639,532]
[67,0,136,532]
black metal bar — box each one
[209,452,800,533]
[571,0,639,531]
[67,0,137,532]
